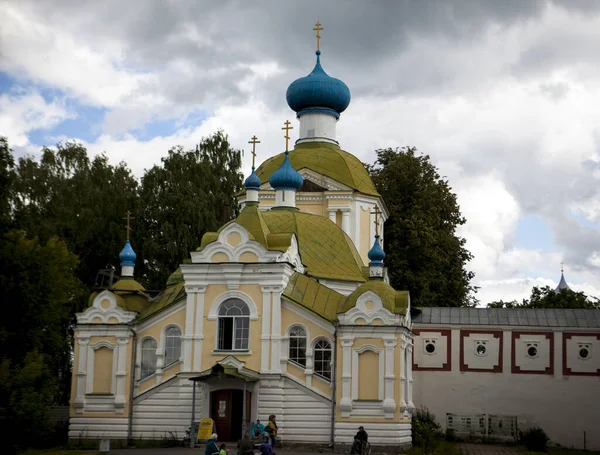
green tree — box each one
[11,142,139,287]
[0,231,83,451]
[137,130,243,289]
[487,286,599,309]
[0,137,15,233]
[368,147,475,307]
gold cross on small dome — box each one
[123,210,135,240]
[282,120,293,151]
[370,206,382,236]
[248,135,260,167]
[313,21,323,51]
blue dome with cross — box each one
[270,151,304,191]
[368,234,385,266]
[119,240,136,267]
[244,167,261,190]
[286,50,351,117]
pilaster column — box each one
[115,336,129,412]
[270,286,283,373]
[400,338,408,413]
[183,287,196,372]
[260,286,272,373]
[340,337,354,416]
[328,209,337,223]
[407,342,414,411]
[383,338,397,418]
[74,336,89,413]
[193,287,207,371]
[341,209,351,235]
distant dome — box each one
[269,152,303,191]
[244,168,261,190]
[368,234,385,265]
[119,240,136,266]
[286,51,351,116]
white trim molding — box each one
[76,290,137,325]
[207,290,259,321]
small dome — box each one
[368,234,385,265]
[244,167,261,190]
[269,152,303,191]
[286,51,351,115]
[119,240,136,267]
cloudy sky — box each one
[2,0,600,304]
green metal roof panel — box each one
[255,142,380,197]
[341,280,409,315]
[284,273,346,322]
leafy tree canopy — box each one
[487,286,599,309]
[368,147,475,307]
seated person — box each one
[259,436,273,455]
[252,419,265,438]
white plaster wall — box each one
[414,331,449,369]
[297,113,338,145]
[413,327,600,450]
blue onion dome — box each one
[119,240,136,266]
[244,167,261,190]
[269,151,304,191]
[286,51,351,116]
[368,234,385,265]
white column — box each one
[341,209,351,235]
[400,338,408,413]
[296,112,338,145]
[260,286,272,373]
[115,336,129,411]
[305,346,314,387]
[383,338,397,418]
[183,287,196,372]
[74,336,89,413]
[270,287,283,373]
[339,337,354,416]
[328,209,337,223]
[193,287,207,371]
[407,343,414,411]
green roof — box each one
[340,279,409,315]
[255,142,380,197]
[284,273,346,322]
[199,205,366,282]
[138,282,187,321]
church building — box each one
[68,25,600,451]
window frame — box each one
[313,338,332,381]
[288,325,308,368]
[164,326,182,367]
[217,299,250,351]
[140,338,158,380]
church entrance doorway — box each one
[210,389,251,441]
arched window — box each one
[288,326,307,367]
[164,326,182,366]
[218,299,250,351]
[314,339,332,380]
[141,338,157,379]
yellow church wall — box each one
[69,331,135,418]
[357,350,378,400]
[359,207,371,264]
[201,284,263,373]
[280,305,332,341]
[287,360,306,383]
[334,335,406,423]
[297,201,327,217]
[136,374,156,394]
[239,252,258,262]
[136,307,187,344]
[227,232,242,247]
[211,252,230,263]
[93,347,113,394]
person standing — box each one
[265,415,279,447]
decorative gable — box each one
[338,290,402,325]
[191,222,304,272]
[77,290,137,324]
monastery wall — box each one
[412,325,600,450]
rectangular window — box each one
[218,317,249,350]
[234,317,249,350]
[218,318,234,350]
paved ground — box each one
[458,443,519,455]
[104,443,522,455]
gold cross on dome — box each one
[282,120,293,151]
[123,210,135,240]
[313,21,323,51]
[248,135,260,168]
[370,206,382,236]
